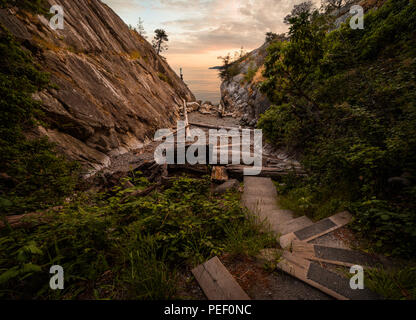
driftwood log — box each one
[0,206,63,230]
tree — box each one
[265,32,278,42]
[136,17,147,38]
[261,2,325,112]
[217,52,241,81]
[320,0,356,13]
[152,29,169,55]
[284,1,314,24]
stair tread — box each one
[279,211,353,248]
[277,252,381,300]
[291,240,382,267]
[277,216,314,235]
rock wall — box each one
[0,0,195,173]
[220,42,271,127]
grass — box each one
[223,214,276,259]
[243,63,258,84]
[366,267,416,300]
[273,177,349,221]
[157,72,173,86]
[0,174,273,300]
[129,51,141,60]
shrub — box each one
[258,0,416,256]
[0,24,79,215]
[0,176,273,299]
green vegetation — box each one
[129,50,141,60]
[258,0,416,257]
[0,175,274,299]
[366,266,416,300]
[217,50,247,81]
[152,29,169,55]
[0,1,273,300]
[0,24,79,216]
[244,63,258,83]
[0,0,48,13]
[157,72,173,86]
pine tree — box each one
[152,29,169,55]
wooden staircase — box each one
[191,176,382,300]
[242,176,381,300]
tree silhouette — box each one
[284,1,314,24]
[321,0,356,12]
[152,29,169,55]
[137,18,147,38]
[265,32,278,42]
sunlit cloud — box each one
[102,0,320,68]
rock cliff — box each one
[0,0,195,173]
[220,42,271,127]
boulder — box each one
[213,179,240,195]
[187,101,200,112]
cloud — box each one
[102,0,145,12]
[103,0,320,66]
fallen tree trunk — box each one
[121,183,161,203]
[189,122,246,132]
[226,165,306,178]
[0,206,63,230]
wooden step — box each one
[291,241,382,268]
[192,256,250,300]
[280,211,352,248]
[277,216,314,236]
[277,252,381,300]
[243,198,278,208]
[243,187,277,197]
[228,165,306,178]
[252,210,296,234]
[243,176,295,233]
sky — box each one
[101,0,316,69]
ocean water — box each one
[179,67,222,105]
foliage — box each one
[157,72,173,86]
[366,266,416,300]
[244,63,258,83]
[265,32,278,43]
[0,175,273,299]
[320,0,356,13]
[136,18,147,39]
[258,0,416,256]
[0,0,48,13]
[152,29,168,55]
[0,25,79,215]
[217,54,241,81]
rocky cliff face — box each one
[220,42,271,127]
[0,0,195,173]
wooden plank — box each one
[189,122,245,131]
[279,212,352,248]
[277,216,314,236]
[243,177,294,234]
[227,165,306,178]
[192,256,250,300]
[292,241,382,268]
[277,252,380,300]
[183,99,191,137]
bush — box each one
[0,25,79,214]
[244,63,258,83]
[0,0,49,13]
[258,0,416,256]
[0,176,273,299]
